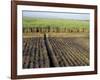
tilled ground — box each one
[23,36,89,68]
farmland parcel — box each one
[22,12,89,68]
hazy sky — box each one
[23,11,90,20]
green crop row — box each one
[23,17,89,29]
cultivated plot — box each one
[22,11,90,69]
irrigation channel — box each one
[23,33,89,68]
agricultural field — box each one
[23,18,89,29]
[22,17,89,69]
[23,37,50,68]
[23,18,89,33]
[23,35,89,68]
